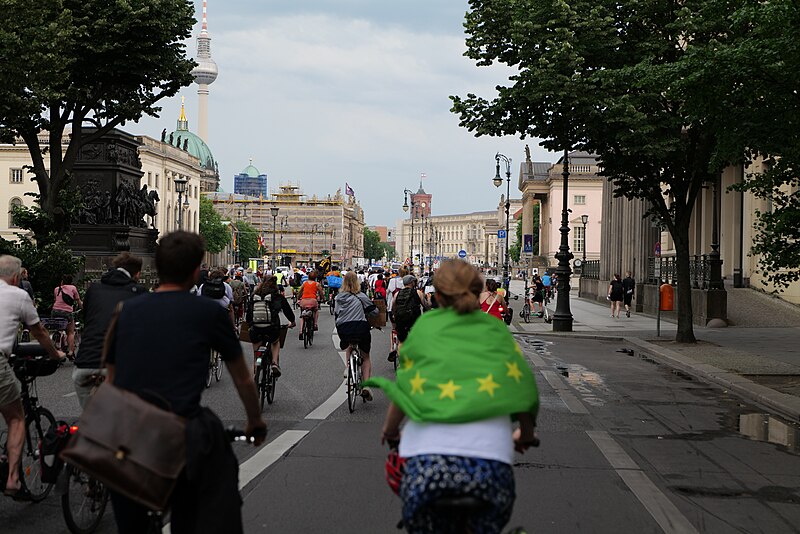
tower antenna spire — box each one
[202,0,209,33]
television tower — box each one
[191,0,218,142]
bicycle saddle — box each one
[13,342,49,358]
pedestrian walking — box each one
[607,273,624,318]
[622,271,636,318]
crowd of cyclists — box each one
[0,233,540,534]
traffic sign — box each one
[498,229,507,239]
[458,249,467,259]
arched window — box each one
[8,197,22,228]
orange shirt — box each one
[301,281,319,300]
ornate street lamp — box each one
[493,153,512,290]
[708,174,723,290]
[403,188,414,272]
[270,206,279,272]
[553,149,574,332]
[580,214,589,265]
[173,175,188,230]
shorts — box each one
[299,298,318,310]
[610,290,624,302]
[0,358,21,408]
[52,309,74,323]
[249,325,282,345]
[401,454,515,534]
[337,321,371,353]
[394,318,418,342]
[623,293,633,306]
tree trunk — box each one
[672,222,697,343]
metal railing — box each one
[646,255,710,288]
[581,260,600,280]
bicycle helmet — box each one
[385,449,406,496]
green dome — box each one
[169,129,216,171]
[242,164,260,177]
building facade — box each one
[205,184,366,268]
[165,101,219,193]
[233,161,268,197]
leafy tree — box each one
[199,197,230,254]
[0,0,195,242]
[450,0,794,342]
[509,218,522,263]
[235,220,260,263]
[363,228,383,261]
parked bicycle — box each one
[0,343,59,502]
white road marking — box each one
[62,392,77,397]
[587,431,699,534]
[238,430,310,489]
[540,369,589,414]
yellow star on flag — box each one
[515,343,523,356]
[477,374,501,398]
[437,380,462,400]
[506,361,523,383]
[402,358,414,371]
[409,372,427,395]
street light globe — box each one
[581,214,589,225]
[270,206,279,217]
[402,203,409,212]
[493,176,503,188]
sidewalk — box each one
[506,279,800,422]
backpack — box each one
[231,280,247,305]
[393,287,421,324]
[201,277,226,300]
[252,293,281,328]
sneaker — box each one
[299,332,303,340]
[271,364,282,378]
[626,310,631,318]
[361,388,373,402]
[388,351,397,362]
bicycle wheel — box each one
[205,362,213,388]
[329,299,334,314]
[256,365,267,411]
[20,406,55,501]
[214,352,223,381]
[62,465,109,534]
[522,304,530,323]
[303,321,309,349]
[308,326,314,346]
[266,365,276,405]
[346,354,357,413]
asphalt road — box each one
[2,303,800,533]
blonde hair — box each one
[342,271,360,294]
[398,267,409,277]
[433,260,483,314]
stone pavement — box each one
[505,279,800,422]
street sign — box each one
[497,229,507,239]
[458,249,467,259]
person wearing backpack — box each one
[198,269,236,330]
[392,275,427,350]
[229,273,248,326]
[52,274,83,359]
[246,276,295,378]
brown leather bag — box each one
[59,302,186,511]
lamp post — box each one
[708,174,724,290]
[403,189,414,272]
[553,149,574,332]
[173,175,188,230]
[279,216,288,267]
[580,214,589,265]
[420,202,427,273]
[493,153,512,290]
[270,206,279,272]
[309,224,319,266]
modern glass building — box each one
[233,160,268,197]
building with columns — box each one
[518,150,604,271]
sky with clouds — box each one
[135,1,555,226]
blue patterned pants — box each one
[400,455,515,534]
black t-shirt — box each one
[106,291,242,418]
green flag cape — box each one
[364,308,539,423]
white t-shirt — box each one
[386,277,404,312]
[0,279,40,356]
[197,282,234,308]
[399,415,514,465]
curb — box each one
[512,331,800,423]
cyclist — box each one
[479,278,506,321]
[0,255,64,500]
[366,259,539,534]
[104,232,265,534]
[74,252,146,409]
[374,273,387,300]
[247,276,295,377]
[391,275,427,354]
[531,275,546,318]
[229,272,248,326]
[52,274,82,358]
[326,269,343,304]
[334,272,378,401]
[298,270,323,338]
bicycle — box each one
[41,316,81,360]
[329,290,337,315]
[300,308,314,348]
[254,334,285,410]
[346,341,365,413]
[0,343,59,502]
[389,328,399,372]
[205,349,223,388]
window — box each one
[155,173,160,189]
[147,172,152,186]
[573,225,585,253]
[8,197,22,228]
[9,169,23,184]
[574,195,586,205]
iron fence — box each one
[646,255,710,288]
[581,260,600,280]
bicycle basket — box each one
[41,317,69,331]
[15,357,60,378]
